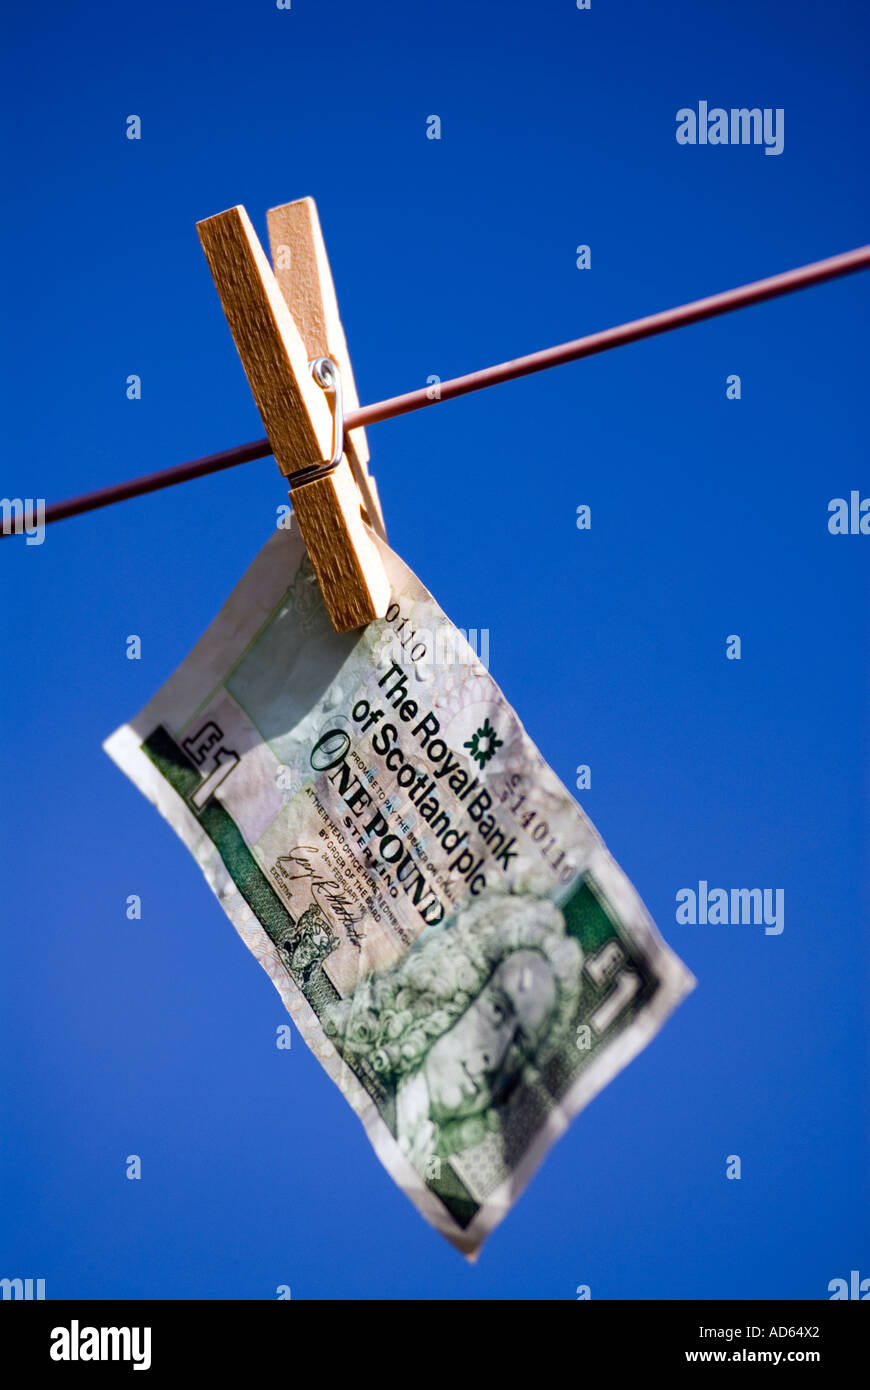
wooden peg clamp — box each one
[266,197,386,541]
[196,203,390,633]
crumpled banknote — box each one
[105,519,694,1255]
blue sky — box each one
[1,0,868,1298]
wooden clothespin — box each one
[197,200,391,633]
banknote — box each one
[104,518,694,1256]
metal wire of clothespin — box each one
[286,358,344,487]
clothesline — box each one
[12,243,870,532]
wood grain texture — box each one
[266,198,386,538]
[291,460,391,632]
[197,206,332,473]
[197,204,390,632]
[266,198,368,462]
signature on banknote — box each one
[271,845,364,939]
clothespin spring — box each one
[287,357,344,489]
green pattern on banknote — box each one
[320,880,657,1225]
[143,725,343,1011]
[143,721,658,1230]
[142,725,299,949]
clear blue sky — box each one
[2,0,867,1299]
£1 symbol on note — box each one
[182,720,240,810]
